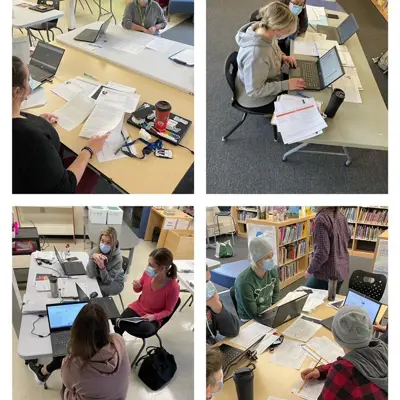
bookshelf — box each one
[232,206,258,238]
[370,0,388,21]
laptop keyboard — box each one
[221,347,244,369]
[52,331,70,347]
[298,61,320,89]
[28,64,51,82]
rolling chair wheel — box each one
[282,157,287,162]
[345,160,351,166]
[222,137,226,142]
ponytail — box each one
[254,1,297,31]
[149,248,177,280]
[167,262,177,279]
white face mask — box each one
[208,372,224,398]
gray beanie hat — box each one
[249,236,273,263]
[332,306,373,350]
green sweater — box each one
[235,264,280,320]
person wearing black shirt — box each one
[12,56,109,194]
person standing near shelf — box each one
[305,207,351,293]
[234,236,280,322]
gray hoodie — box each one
[235,22,288,108]
[86,246,124,287]
[122,0,167,35]
[344,339,388,393]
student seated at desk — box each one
[206,265,240,344]
[86,227,124,296]
[122,0,167,36]
[250,0,308,55]
[300,307,388,400]
[114,248,180,337]
[235,1,305,114]
[374,323,388,344]
[234,236,280,322]
[12,56,109,194]
[206,346,224,400]
[28,303,130,399]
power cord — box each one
[178,143,194,154]
[31,315,50,338]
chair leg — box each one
[84,0,93,14]
[222,112,248,141]
[156,333,163,348]
[179,295,192,312]
[38,31,45,41]
[188,296,193,307]
[118,293,124,309]
[131,338,146,368]
[53,26,63,34]
[273,125,279,142]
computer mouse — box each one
[90,291,98,299]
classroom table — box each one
[206,258,221,271]
[285,10,388,165]
[27,45,194,194]
[18,252,100,360]
[56,22,194,94]
[175,260,195,296]
[13,0,64,29]
[144,208,194,247]
[83,216,140,277]
[216,295,387,400]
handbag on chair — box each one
[136,346,177,390]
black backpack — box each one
[136,346,177,390]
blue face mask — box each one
[210,376,224,398]
[146,265,157,277]
[206,281,216,300]
[289,2,304,16]
[100,243,111,254]
[263,259,275,271]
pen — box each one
[299,357,322,393]
[84,72,99,80]
[296,92,310,98]
[88,43,102,49]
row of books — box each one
[279,261,299,283]
[349,224,356,238]
[355,226,386,241]
[279,223,305,244]
[279,240,306,264]
[237,211,257,221]
[340,207,357,222]
[358,208,388,225]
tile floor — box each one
[12,237,194,400]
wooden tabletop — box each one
[27,44,194,194]
[152,208,193,220]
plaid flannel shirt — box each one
[308,208,351,281]
[317,359,388,400]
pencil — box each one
[299,357,322,393]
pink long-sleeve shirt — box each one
[129,272,180,325]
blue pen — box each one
[296,92,310,98]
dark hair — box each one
[12,56,26,90]
[206,346,222,386]
[68,303,110,365]
[149,248,177,279]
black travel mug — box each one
[49,276,59,298]
[233,366,255,400]
[324,89,345,118]
[328,279,338,301]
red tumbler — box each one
[154,101,171,132]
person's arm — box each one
[152,283,180,321]
[86,249,98,278]
[271,270,280,305]
[66,149,91,185]
[316,363,332,380]
[317,362,353,400]
[308,220,330,275]
[212,306,240,338]
[154,5,167,30]
[133,272,146,293]
[238,282,259,319]
[99,255,123,285]
[121,3,148,32]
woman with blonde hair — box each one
[235,1,306,113]
[86,226,124,296]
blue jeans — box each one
[306,275,343,294]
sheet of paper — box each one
[97,87,140,113]
[106,81,137,94]
[35,280,50,291]
[304,31,326,41]
[283,317,322,342]
[97,124,131,163]
[145,38,173,53]
[292,379,324,400]
[176,219,190,230]
[33,251,54,261]
[269,339,307,370]
[171,48,194,66]
[79,102,125,139]
[230,322,272,349]
[255,331,278,356]
[306,336,344,363]
[294,39,318,56]
[163,218,178,230]
[21,87,47,110]
[295,287,327,312]
[315,40,348,53]
[344,67,362,90]
[113,40,145,55]
[332,75,362,103]
[52,77,101,102]
[54,93,96,131]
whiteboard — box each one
[373,239,388,305]
[247,224,278,267]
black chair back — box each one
[224,52,239,100]
[349,270,387,301]
[229,286,238,313]
[161,298,182,327]
[122,256,129,274]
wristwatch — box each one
[81,146,94,159]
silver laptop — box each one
[317,14,359,45]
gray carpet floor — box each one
[162,18,194,46]
[206,0,388,194]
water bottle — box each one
[49,276,59,298]
[65,244,71,258]
[328,279,338,301]
[233,366,255,400]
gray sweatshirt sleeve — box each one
[242,55,289,99]
[122,3,134,30]
[86,249,97,279]
[212,305,240,338]
[155,5,167,29]
[99,255,124,285]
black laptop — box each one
[74,16,112,43]
[290,46,345,90]
[54,246,86,276]
[47,301,88,357]
[28,41,65,88]
[76,283,120,319]
[317,13,359,45]
[257,293,309,328]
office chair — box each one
[115,256,130,310]
[213,207,236,248]
[230,286,238,313]
[130,298,181,368]
[349,270,387,302]
[222,51,278,142]
[27,0,63,43]
[75,0,94,15]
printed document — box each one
[96,87,140,113]
[332,74,362,103]
[230,321,272,348]
[113,40,145,55]
[255,331,278,356]
[344,67,362,90]
[269,339,307,370]
[52,77,100,102]
[54,93,96,131]
[304,32,327,41]
[145,38,173,53]
[292,379,324,400]
[21,87,47,110]
[283,317,322,342]
[97,124,134,163]
[294,39,318,56]
[305,336,344,363]
[315,40,348,53]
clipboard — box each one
[169,49,194,67]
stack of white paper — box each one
[230,321,272,348]
[52,77,101,102]
[294,39,318,56]
[344,67,362,90]
[274,97,327,144]
[96,87,140,113]
[145,38,173,53]
[292,379,324,400]
[21,87,47,110]
[269,339,307,370]
[304,32,327,41]
[332,74,362,103]
[306,5,328,26]
[305,336,345,363]
[113,40,145,56]
[295,287,327,312]
[283,317,322,342]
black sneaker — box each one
[27,363,48,384]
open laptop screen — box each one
[344,290,381,324]
[54,246,64,267]
[319,46,344,88]
[338,14,359,44]
[48,302,88,330]
[30,41,65,75]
